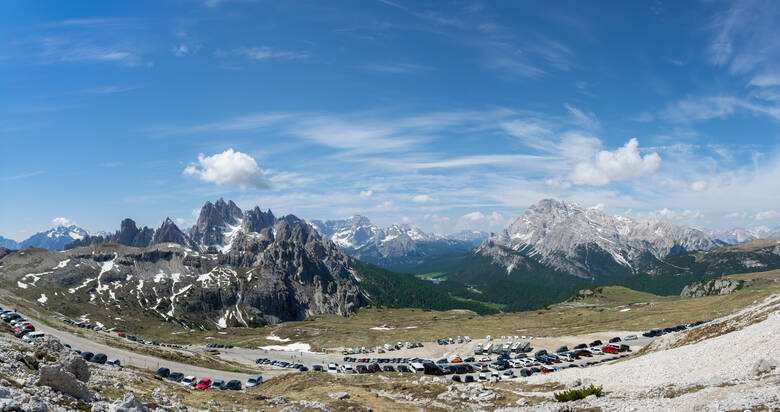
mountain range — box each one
[310,216,484,272]
[2,197,780,328]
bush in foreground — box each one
[553,385,603,402]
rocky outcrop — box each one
[38,364,93,401]
[66,218,156,249]
[150,218,193,248]
[190,198,243,246]
[681,278,743,297]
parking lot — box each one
[2,301,710,391]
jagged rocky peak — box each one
[151,217,191,247]
[190,198,244,246]
[242,206,276,233]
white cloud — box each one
[724,211,748,220]
[589,203,604,210]
[359,190,373,198]
[755,210,779,220]
[175,218,187,226]
[183,148,271,190]
[457,211,504,230]
[376,200,394,210]
[570,138,661,186]
[172,44,191,57]
[226,46,308,61]
[689,180,708,192]
[52,217,75,227]
[423,213,450,223]
[564,103,599,130]
[412,194,439,203]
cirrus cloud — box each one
[183,148,271,190]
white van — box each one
[409,362,425,374]
[327,363,339,373]
[340,364,354,374]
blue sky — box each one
[2,0,780,239]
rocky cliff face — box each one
[2,200,366,328]
[681,278,742,297]
[477,199,724,280]
[189,198,243,246]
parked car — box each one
[195,378,211,390]
[398,365,410,373]
[383,365,395,372]
[182,376,197,386]
[451,375,462,382]
[478,373,487,381]
[589,340,602,347]
[574,343,587,349]
[80,352,94,362]
[155,368,170,379]
[609,337,621,343]
[106,358,121,367]
[246,375,262,387]
[212,379,225,390]
[163,372,182,382]
[90,353,108,364]
[225,380,242,390]
[624,334,637,341]
[312,365,323,372]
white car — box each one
[479,357,491,362]
[478,373,487,381]
[340,364,354,374]
[624,334,638,341]
[590,348,604,355]
[464,336,471,343]
[327,363,339,373]
[181,376,196,386]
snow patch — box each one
[17,282,28,289]
[55,259,71,269]
[266,335,291,342]
[258,342,313,352]
[370,326,395,331]
[37,294,48,304]
[620,307,631,312]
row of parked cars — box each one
[59,317,112,334]
[254,358,309,371]
[641,320,709,337]
[2,308,46,343]
[342,341,424,355]
[153,367,259,390]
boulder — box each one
[58,352,90,383]
[34,336,64,357]
[108,393,148,412]
[38,365,93,402]
[753,358,773,375]
[0,398,22,412]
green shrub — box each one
[553,385,603,402]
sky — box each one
[1,0,780,239]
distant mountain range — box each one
[709,227,780,244]
[310,216,487,272]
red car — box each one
[601,345,618,354]
[118,333,126,338]
[195,378,212,390]
[14,325,35,333]
[540,366,554,374]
